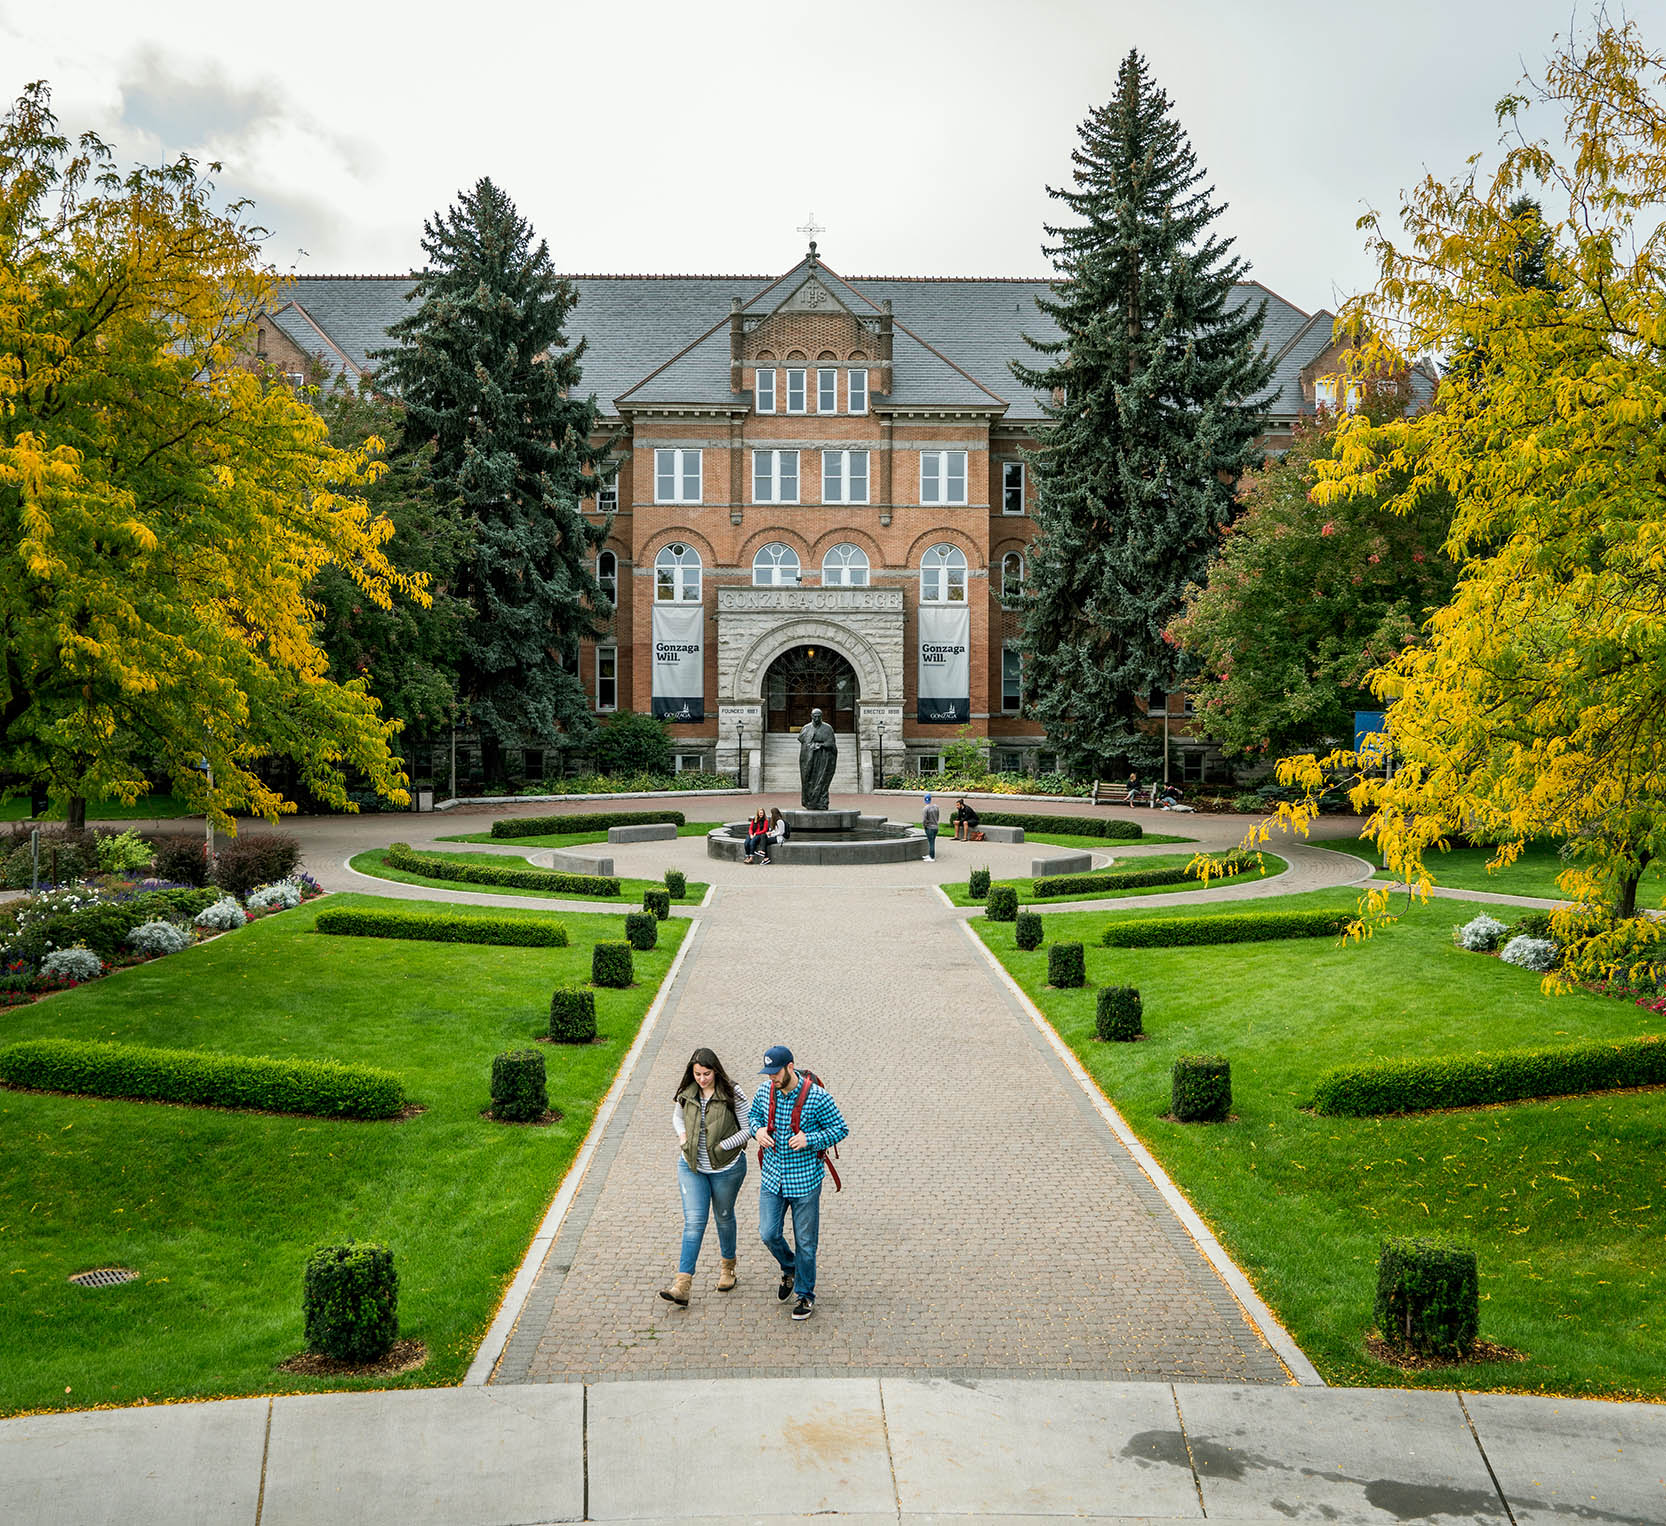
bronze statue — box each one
[798,708,838,810]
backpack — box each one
[758,1069,842,1191]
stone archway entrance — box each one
[763,644,858,734]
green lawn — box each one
[977,888,1666,1399]
[1314,835,1666,904]
[440,821,719,849]
[349,847,707,905]
[0,893,686,1416]
[943,853,1286,907]
[0,794,195,823]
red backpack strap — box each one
[791,1072,841,1192]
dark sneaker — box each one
[777,1271,795,1302]
[791,1296,814,1321]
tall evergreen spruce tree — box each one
[373,179,610,775]
[1014,52,1274,776]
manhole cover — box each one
[68,1267,139,1288]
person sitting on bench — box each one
[952,799,981,840]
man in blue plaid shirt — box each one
[749,1044,848,1321]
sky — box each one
[0,0,1631,315]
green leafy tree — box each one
[591,712,672,777]
[372,178,611,779]
[1167,409,1456,759]
[1013,49,1274,778]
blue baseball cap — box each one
[759,1044,794,1075]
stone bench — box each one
[607,823,678,844]
[980,824,1024,843]
[548,849,613,877]
[1031,851,1092,877]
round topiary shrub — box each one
[549,988,597,1043]
[643,889,671,921]
[664,869,687,899]
[1096,986,1143,1041]
[1172,1053,1231,1122]
[491,1048,549,1122]
[968,867,992,900]
[985,884,1018,922]
[1048,941,1086,988]
[1375,1237,1478,1360]
[1015,911,1043,951]
[303,1242,398,1362]
[624,911,658,951]
[592,941,634,988]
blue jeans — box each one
[924,826,938,856]
[677,1155,747,1275]
[760,1182,822,1301]
[745,831,767,857]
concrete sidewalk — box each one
[3,1376,1661,1524]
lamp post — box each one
[876,721,885,789]
[736,722,746,790]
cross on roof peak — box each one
[796,212,825,261]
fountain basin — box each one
[708,808,926,865]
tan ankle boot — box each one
[716,1258,737,1292]
[659,1271,692,1306]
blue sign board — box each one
[1354,710,1388,759]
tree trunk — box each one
[1616,869,1642,922]
[65,794,87,832]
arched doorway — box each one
[763,644,858,733]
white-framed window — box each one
[674,753,705,773]
[1001,460,1025,515]
[920,450,968,505]
[817,368,837,412]
[786,368,807,413]
[752,542,801,587]
[920,543,967,603]
[752,449,799,504]
[1345,379,1364,413]
[821,448,869,504]
[848,368,868,414]
[995,749,1023,773]
[654,542,702,602]
[596,644,617,711]
[916,754,943,775]
[1001,647,1022,713]
[654,448,701,503]
[597,473,619,513]
[1314,376,1339,413]
[1000,551,1024,604]
[596,549,618,605]
[822,543,870,587]
[755,367,776,413]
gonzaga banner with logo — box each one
[651,604,705,722]
[917,605,970,724]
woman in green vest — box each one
[661,1047,752,1306]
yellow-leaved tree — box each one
[0,84,426,828]
[1244,21,1666,991]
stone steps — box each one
[763,732,859,795]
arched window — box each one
[752,542,800,587]
[1000,551,1024,604]
[597,549,618,605]
[655,542,701,602]
[920,543,967,603]
[822,543,870,587]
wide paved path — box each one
[495,876,1286,1384]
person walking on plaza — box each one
[922,792,940,860]
[750,1045,848,1321]
[660,1048,752,1306]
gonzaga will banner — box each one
[917,605,970,724]
[651,604,705,722]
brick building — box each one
[260,245,1376,790]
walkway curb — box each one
[463,918,703,1385]
[958,919,1326,1388]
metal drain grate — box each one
[68,1267,139,1288]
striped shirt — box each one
[747,1077,849,1197]
[673,1085,752,1173]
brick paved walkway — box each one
[493,878,1288,1385]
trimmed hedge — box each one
[592,941,634,988]
[549,988,597,1043]
[624,911,658,951]
[1096,986,1143,1041]
[490,809,684,840]
[0,1038,404,1119]
[316,907,568,947]
[664,869,687,899]
[385,842,619,898]
[304,1242,398,1362]
[968,867,991,900]
[1375,1238,1478,1359]
[491,1048,548,1122]
[985,884,1019,921]
[1032,857,1254,899]
[978,811,1142,841]
[1102,909,1350,949]
[1048,942,1086,988]
[1312,1035,1666,1117]
[1173,1054,1231,1122]
[643,889,671,921]
[1015,911,1043,951]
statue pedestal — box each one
[783,808,860,832]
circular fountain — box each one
[707,808,926,865]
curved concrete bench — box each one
[547,848,614,877]
[607,823,678,844]
[1031,851,1092,877]
[980,824,1025,843]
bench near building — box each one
[261,243,1384,792]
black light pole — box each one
[736,722,746,790]
[876,721,885,788]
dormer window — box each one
[756,367,776,413]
